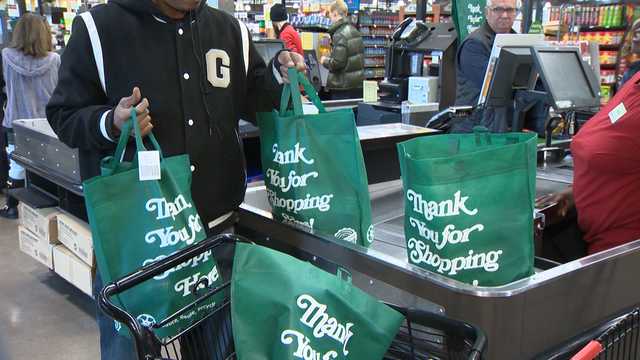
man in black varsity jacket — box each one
[46,0,304,359]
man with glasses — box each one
[453,0,518,132]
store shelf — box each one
[359,24,398,28]
[365,64,385,68]
[364,44,388,47]
[363,34,391,38]
[599,44,621,50]
[577,25,627,32]
[294,25,329,32]
[600,63,618,69]
[403,11,451,16]
[365,54,385,57]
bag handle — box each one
[279,68,326,117]
[473,126,492,146]
[131,108,163,156]
[111,109,164,173]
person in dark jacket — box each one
[1,13,60,219]
[452,0,517,132]
[320,0,363,99]
[270,3,303,55]
[45,0,304,359]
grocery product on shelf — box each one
[290,13,332,30]
[547,4,625,28]
[364,47,386,56]
[600,50,619,65]
[362,37,388,46]
[358,11,399,26]
[600,84,613,105]
[358,11,398,79]
[600,69,617,83]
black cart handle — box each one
[389,304,487,360]
[98,233,248,359]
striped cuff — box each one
[273,63,284,85]
[272,49,291,85]
[99,110,114,142]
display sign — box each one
[7,4,19,18]
[345,0,360,13]
[452,0,486,40]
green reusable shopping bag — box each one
[397,129,537,286]
[83,110,223,338]
[258,69,374,246]
[231,242,405,360]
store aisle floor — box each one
[0,198,99,360]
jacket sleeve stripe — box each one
[237,18,249,76]
[99,110,113,142]
[79,12,106,94]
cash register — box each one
[484,46,599,133]
[431,46,600,136]
[378,19,457,109]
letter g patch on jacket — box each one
[206,49,230,88]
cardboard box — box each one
[57,212,94,267]
[18,226,54,269]
[53,245,93,297]
[19,203,60,245]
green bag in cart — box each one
[83,110,223,338]
[231,242,405,360]
[397,129,537,286]
[257,69,374,246]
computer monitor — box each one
[482,46,548,133]
[532,47,600,111]
[485,47,538,108]
[477,34,546,106]
[253,39,284,64]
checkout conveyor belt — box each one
[237,177,640,359]
[242,179,563,270]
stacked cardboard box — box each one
[18,226,55,269]
[54,213,94,297]
[53,245,93,297]
[18,203,60,269]
[17,203,94,297]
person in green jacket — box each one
[320,0,364,99]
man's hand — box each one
[277,51,307,83]
[320,55,328,66]
[113,87,154,137]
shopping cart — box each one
[99,233,487,360]
[570,308,640,360]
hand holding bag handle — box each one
[110,109,165,174]
[279,68,326,116]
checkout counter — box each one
[233,45,640,359]
[8,37,639,360]
[300,19,458,128]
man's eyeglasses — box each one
[489,6,518,15]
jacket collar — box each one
[481,21,517,41]
[112,0,205,24]
[480,21,497,42]
[328,17,349,35]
